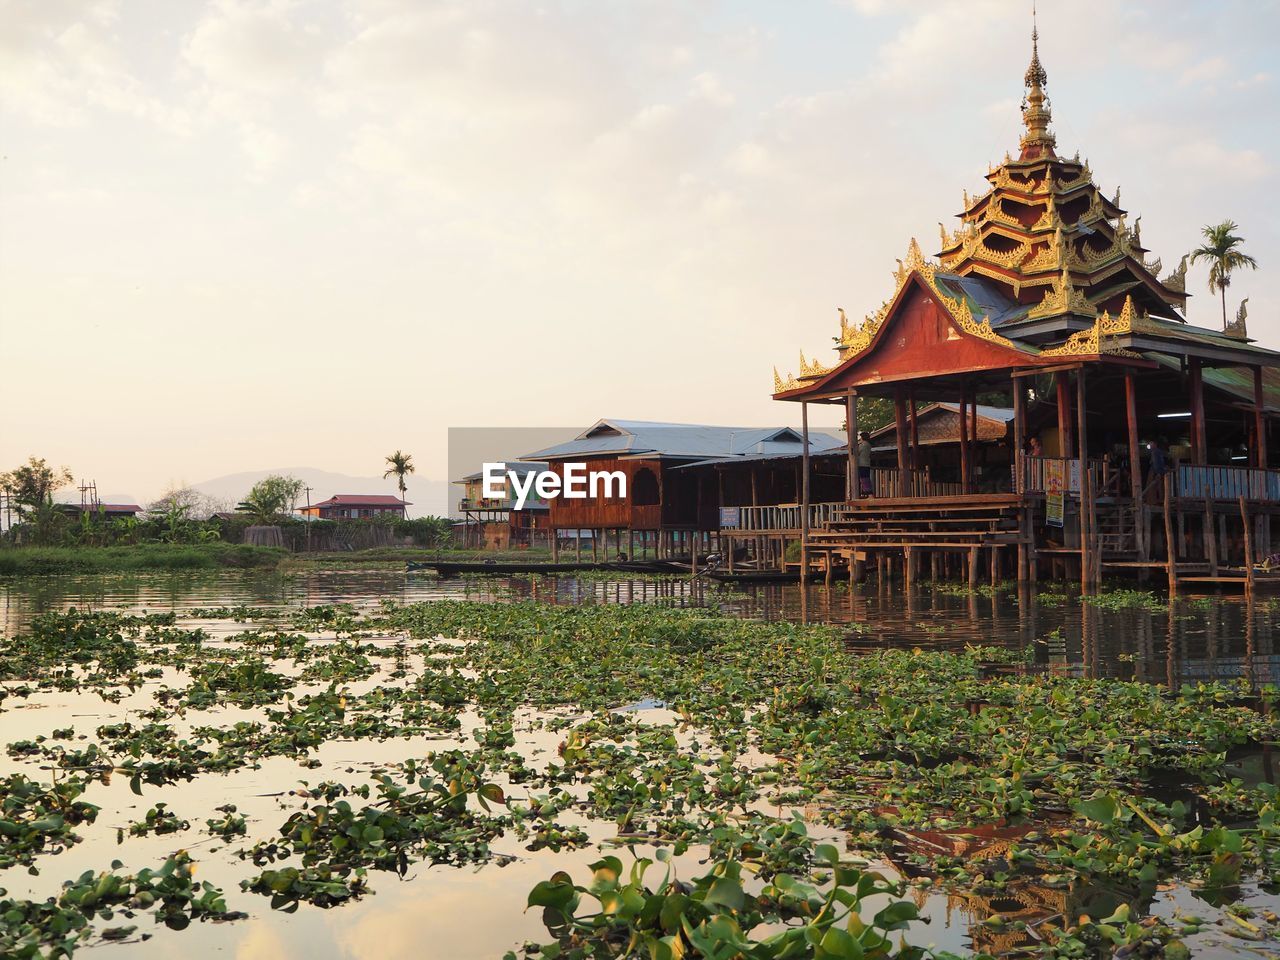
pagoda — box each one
[764,14,1280,589]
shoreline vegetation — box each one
[0,544,555,577]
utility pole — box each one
[304,486,313,553]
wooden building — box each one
[521,418,841,561]
[752,28,1280,591]
[453,462,550,550]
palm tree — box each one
[1190,220,1258,330]
[383,450,415,518]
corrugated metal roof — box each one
[1148,354,1280,413]
[931,273,1029,327]
[521,419,844,461]
[456,462,548,483]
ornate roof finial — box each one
[1019,1,1057,160]
[1025,4,1047,89]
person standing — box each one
[857,431,874,497]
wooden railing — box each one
[1176,464,1280,502]
[1018,456,1086,494]
[730,503,841,532]
[867,468,963,499]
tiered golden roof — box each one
[771,16,1194,395]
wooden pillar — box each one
[1189,357,1207,465]
[1124,366,1143,531]
[1077,370,1091,592]
[800,401,811,580]
[575,530,582,562]
[894,387,909,489]
[551,528,560,562]
[846,390,858,501]
[959,385,971,495]
[1012,376,1030,581]
[1012,376,1027,473]
[1056,371,1073,457]
[908,387,919,473]
[1255,366,1269,469]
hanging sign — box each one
[1046,459,1065,528]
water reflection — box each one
[3,571,1280,689]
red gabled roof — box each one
[309,494,411,508]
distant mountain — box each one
[192,467,450,517]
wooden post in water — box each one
[1163,475,1177,596]
[1204,500,1218,575]
[1242,496,1256,597]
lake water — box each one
[3,569,1280,960]
[4,569,1278,689]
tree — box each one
[383,450,415,517]
[0,457,73,512]
[238,475,304,524]
[1190,220,1258,331]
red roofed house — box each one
[298,495,410,520]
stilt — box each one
[1163,476,1177,596]
[800,400,811,583]
[1242,497,1256,597]
[968,546,979,590]
[1124,368,1145,557]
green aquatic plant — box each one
[510,821,943,960]
[0,854,242,958]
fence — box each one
[1175,464,1280,502]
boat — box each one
[406,560,677,577]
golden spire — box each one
[1019,3,1057,160]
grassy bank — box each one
[0,543,287,576]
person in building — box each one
[857,431,874,496]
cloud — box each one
[0,0,185,129]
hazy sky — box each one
[3,0,1277,501]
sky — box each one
[2,0,1277,503]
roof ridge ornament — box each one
[1019,2,1057,160]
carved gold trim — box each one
[1030,192,1058,231]
[773,366,799,393]
[1161,254,1189,293]
[976,239,1032,270]
[1039,296,1144,357]
[798,349,831,379]
[984,198,1023,229]
[1028,264,1093,319]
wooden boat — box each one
[407,560,676,577]
[706,569,824,584]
